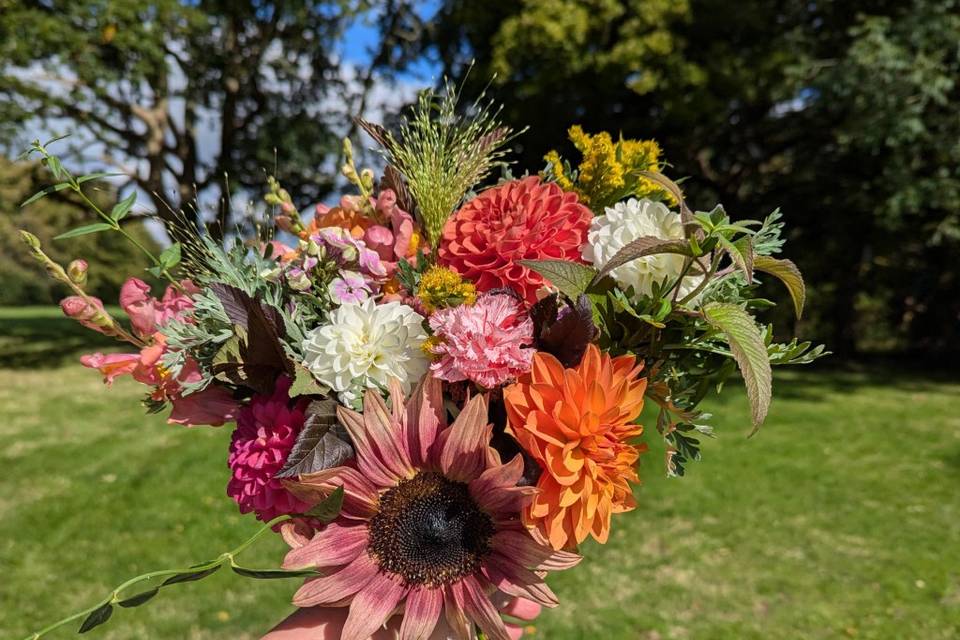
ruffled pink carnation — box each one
[227,376,311,522]
[428,292,535,388]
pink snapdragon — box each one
[79,277,238,427]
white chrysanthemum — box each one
[582,198,703,301]
[302,298,429,405]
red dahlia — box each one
[438,177,592,305]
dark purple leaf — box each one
[274,399,354,479]
[532,294,598,368]
[209,282,250,329]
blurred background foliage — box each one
[1,0,958,358]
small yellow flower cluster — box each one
[417,266,477,313]
[420,335,445,361]
[544,125,673,210]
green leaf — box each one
[593,236,692,282]
[160,565,221,586]
[78,603,113,633]
[20,182,72,207]
[520,259,598,300]
[304,485,345,523]
[717,235,754,283]
[702,302,772,433]
[77,172,124,184]
[111,192,137,221]
[54,222,114,240]
[231,565,319,580]
[158,242,181,269]
[288,366,328,398]
[117,588,160,608]
[754,255,806,319]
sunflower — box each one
[504,344,647,550]
[282,377,580,640]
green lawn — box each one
[2,307,958,639]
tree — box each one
[0,0,423,239]
[423,0,960,354]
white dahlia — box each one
[302,298,429,406]
[582,198,703,301]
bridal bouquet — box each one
[19,85,823,640]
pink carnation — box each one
[227,377,311,522]
[428,292,535,388]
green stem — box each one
[678,252,723,306]
[22,515,292,640]
[70,186,185,293]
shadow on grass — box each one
[0,307,120,369]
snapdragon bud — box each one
[67,259,88,286]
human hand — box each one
[261,596,542,640]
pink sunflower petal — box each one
[283,466,379,520]
[439,394,491,482]
[279,518,315,550]
[469,454,532,515]
[362,389,414,478]
[461,575,511,640]
[482,553,559,608]
[283,522,368,570]
[335,406,399,487]
[404,374,444,467]
[490,530,582,571]
[341,573,408,640]
[292,551,378,607]
[443,582,472,639]
[399,587,443,640]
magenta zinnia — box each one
[282,377,580,640]
[227,376,311,523]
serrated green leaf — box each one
[304,485,344,523]
[718,235,754,283]
[54,222,113,240]
[160,565,220,586]
[593,236,692,282]
[702,302,772,433]
[78,603,113,633]
[231,565,319,580]
[20,182,71,207]
[520,259,598,300]
[117,588,160,608]
[111,192,137,221]
[754,255,806,318]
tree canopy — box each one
[424,0,960,354]
[0,0,422,236]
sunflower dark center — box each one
[368,472,495,587]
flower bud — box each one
[67,259,89,286]
[60,295,114,334]
[360,168,375,192]
[19,230,41,251]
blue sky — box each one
[340,0,442,81]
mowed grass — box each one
[1,307,958,639]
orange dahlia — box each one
[504,344,647,550]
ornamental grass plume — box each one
[282,377,580,640]
[360,79,518,245]
[504,344,647,550]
